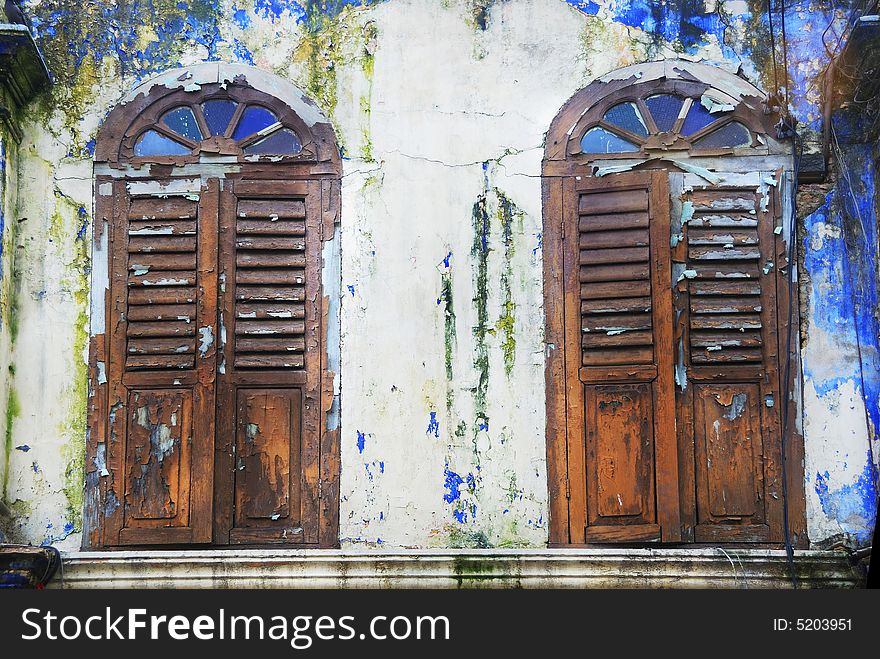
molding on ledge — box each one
[51,548,862,589]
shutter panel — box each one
[681,186,783,542]
[564,171,680,543]
[125,195,198,370]
[104,179,218,545]
[214,179,321,545]
[233,196,307,370]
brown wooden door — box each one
[562,170,680,543]
[213,178,322,545]
[554,169,785,545]
[103,177,219,545]
[100,176,322,546]
[674,184,784,543]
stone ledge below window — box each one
[51,548,862,589]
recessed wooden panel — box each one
[585,384,655,522]
[694,384,764,522]
[124,389,192,524]
[234,389,302,524]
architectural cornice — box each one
[52,548,861,589]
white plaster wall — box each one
[333,0,655,547]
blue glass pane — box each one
[693,121,752,148]
[202,99,238,136]
[681,101,722,136]
[162,106,202,141]
[233,106,279,141]
[580,127,639,154]
[603,102,647,137]
[134,130,190,156]
[244,128,303,155]
[645,94,684,132]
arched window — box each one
[560,78,772,159]
[542,61,803,548]
[86,67,341,549]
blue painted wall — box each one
[800,105,880,544]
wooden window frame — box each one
[543,62,807,548]
[84,74,342,549]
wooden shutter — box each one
[678,185,783,542]
[214,179,321,545]
[103,178,218,545]
[563,170,680,543]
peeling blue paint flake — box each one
[443,465,464,504]
[76,206,89,241]
[232,6,252,29]
[356,430,366,454]
[232,38,255,65]
[15,445,30,452]
[563,0,599,14]
[254,0,307,23]
[40,519,77,546]
[426,411,439,438]
[815,459,878,543]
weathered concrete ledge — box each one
[51,548,861,589]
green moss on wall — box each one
[494,189,521,376]
[2,387,20,502]
[49,196,91,531]
[359,21,378,161]
[440,271,456,381]
[448,527,491,549]
[467,0,494,31]
[31,1,225,150]
[295,3,346,133]
[471,192,490,429]
[744,0,782,101]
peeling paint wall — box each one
[0,0,875,549]
[800,107,880,548]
